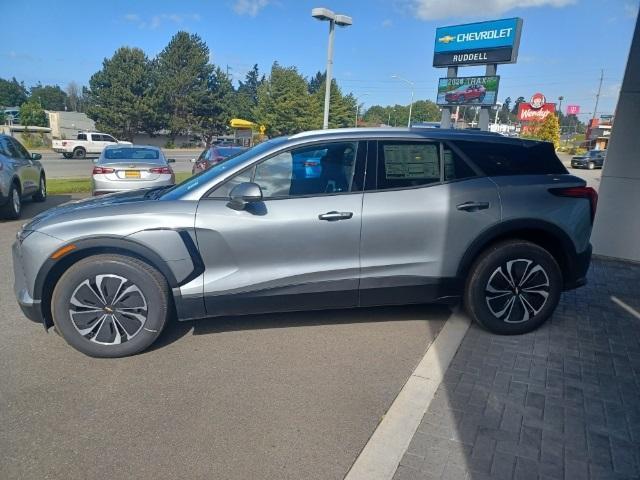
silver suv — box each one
[1,134,47,219]
[12,129,596,357]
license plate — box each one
[125,170,140,178]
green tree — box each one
[194,67,237,145]
[236,64,263,122]
[511,96,525,115]
[19,99,47,127]
[30,84,68,111]
[410,100,441,123]
[254,63,314,136]
[310,79,356,129]
[153,31,212,138]
[87,47,155,140]
[0,77,28,107]
[533,114,561,148]
[308,71,326,94]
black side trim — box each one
[359,276,463,307]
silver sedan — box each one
[91,145,175,195]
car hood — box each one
[24,188,159,232]
[571,156,588,161]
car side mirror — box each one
[228,182,263,210]
[31,153,42,160]
[190,158,196,163]
[167,158,176,163]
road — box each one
[557,152,602,190]
[38,150,199,178]
[0,198,448,480]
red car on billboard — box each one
[444,84,487,104]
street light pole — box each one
[312,8,352,130]
[391,74,414,127]
[354,93,369,127]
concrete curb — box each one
[344,309,471,480]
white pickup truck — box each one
[52,132,132,159]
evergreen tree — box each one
[310,79,356,129]
[0,77,28,107]
[195,67,237,145]
[153,31,213,138]
[254,63,314,135]
[308,71,326,94]
[86,47,154,140]
[236,64,263,122]
[30,84,68,111]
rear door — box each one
[359,139,501,306]
[194,140,366,316]
[89,134,107,154]
[5,137,39,194]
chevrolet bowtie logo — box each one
[438,35,455,44]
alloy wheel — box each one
[12,188,20,214]
[485,259,550,323]
[68,274,148,345]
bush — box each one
[164,139,175,149]
[20,131,50,149]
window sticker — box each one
[384,144,439,179]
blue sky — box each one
[3,0,638,119]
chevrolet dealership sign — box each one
[433,18,523,67]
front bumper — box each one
[12,240,44,324]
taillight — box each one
[92,166,115,174]
[550,186,598,222]
[149,166,172,174]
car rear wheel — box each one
[464,240,562,335]
[32,175,46,202]
[73,147,86,159]
[51,254,170,357]
[0,181,21,219]
[588,162,595,170]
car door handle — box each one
[456,201,490,212]
[318,211,353,221]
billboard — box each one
[433,18,523,67]
[436,76,499,106]
[518,103,556,122]
[566,105,580,115]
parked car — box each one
[52,132,132,159]
[13,128,596,357]
[0,134,47,219]
[91,145,175,195]
[445,84,486,104]
[191,145,247,174]
[571,149,606,170]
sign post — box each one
[440,66,458,129]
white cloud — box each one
[233,0,270,16]
[382,19,394,27]
[409,0,576,20]
[123,13,201,29]
[624,2,639,19]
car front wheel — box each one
[51,254,170,357]
[32,175,46,202]
[464,240,562,335]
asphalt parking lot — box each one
[0,197,449,480]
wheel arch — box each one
[457,219,577,288]
[36,237,182,329]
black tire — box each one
[464,240,562,335]
[0,181,21,219]
[73,147,86,159]
[32,175,47,202]
[62,152,73,159]
[51,254,170,357]
[588,162,595,170]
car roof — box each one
[287,127,531,146]
[103,144,161,151]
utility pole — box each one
[592,69,604,120]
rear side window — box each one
[443,144,476,181]
[376,141,440,190]
[77,133,87,140]
[453,140,566,176]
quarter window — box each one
[376,141,441,190]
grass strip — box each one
[47,172,193,195]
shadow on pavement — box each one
[1,194,75,224]
[151,303,453,352]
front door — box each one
[359,139,501,306]
[194,140,367,316]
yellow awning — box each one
[230,118,257,129]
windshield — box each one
[588,150,604,158]
[102,147,162,163]
[160,138,287,200]
[217,147,245,157]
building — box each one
[584,116,613,150]
[46,111,95,139]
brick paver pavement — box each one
[393,257,640,480]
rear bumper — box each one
[92,177,175,195]
[563,243,592,291]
